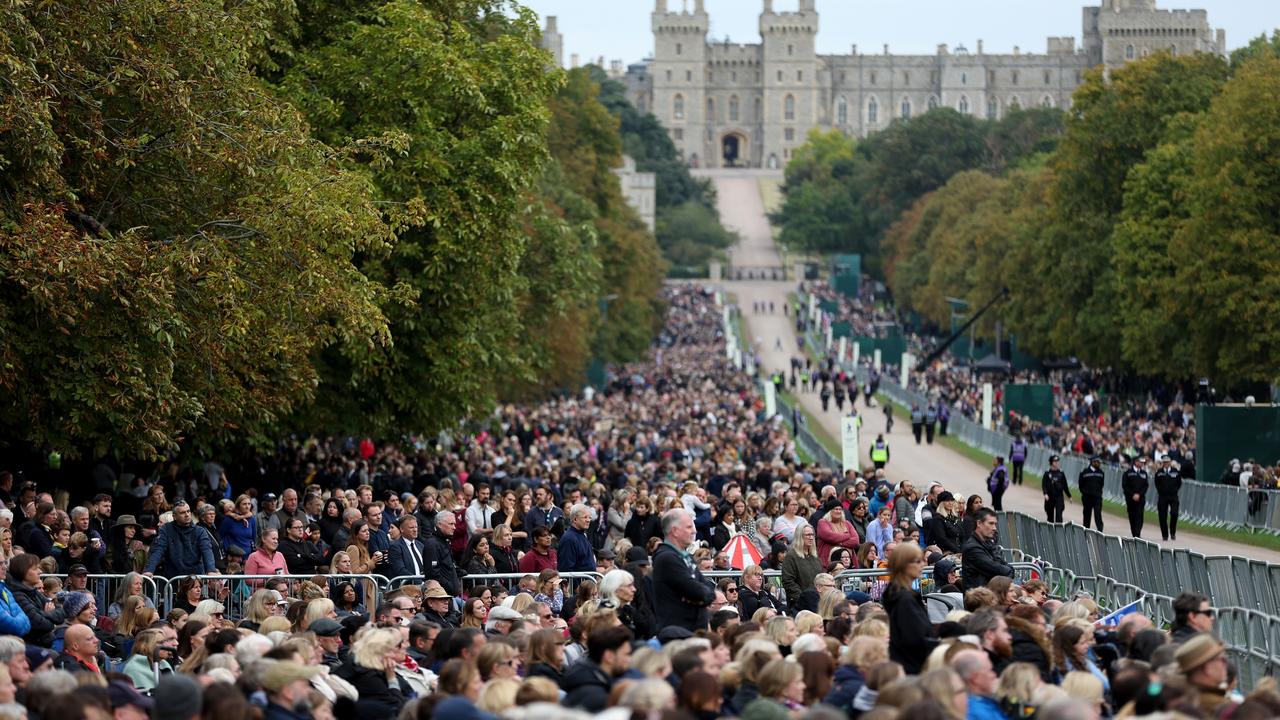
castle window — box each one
[1041,95,1054,108]
[707,97,715,122]
[755,97,763,122]
[870,71,877,85]
[1125,44,1135,59]
[987,97,998,120]
[666,70,672,81]
[732,71,737,82]
[784,94,795,121]
[928,96,938,110]
[1009,95,1021,109]
[1012,70,1019,85]
[687,70,693,81]
[837,96,848,126]
[867,97,879,124]
[904,71,910,84]
[841,72,846,82]
[785,128,795,142]
[961,72,967,85]
[674,128,683,140]
[797,70,803,81]
[958,95,970,114]
[729,95,740,122]
[989,70,996,85]
[674,94,685,120]
[677,43,683,56]
[1044,70,1051,84]
[901,98,911,119]
[788,45,794,56]
[1169,45,1177,56]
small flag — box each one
[1095,599,1143,627]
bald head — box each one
[65,624,98,660]
[952,649,996,695]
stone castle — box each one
[616,0,1224,169]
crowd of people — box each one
[0,285,1273,720]
[799,282,1208,480]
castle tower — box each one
[759,0,818,169]
[540,16,563,69]
[1085,0,1223,70]
[651,0,709,167]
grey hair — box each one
[965,607,1004,638]
[69,506,89,519]
[951,649,990,682]
[0,636,23,662]
[1035,699,1096,720]
[661,508,691,537]
[433,511,454,530]
[569,503,591,522]
[598,568,635,606]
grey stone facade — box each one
[627,0,1223,169]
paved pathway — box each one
[706,169,1280,563]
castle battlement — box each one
[627,0,1223,170]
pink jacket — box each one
[817,518,860,567]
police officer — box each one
[1042,455,1072,523]
[871,434,890,470]
[1154,454,1183,541]
[924,404,938,444]
[820,383,832,412]
[1009,436,1028,485]
[1122,456,1150,538]
[910,404,924,444]
[1078,456,1106,530]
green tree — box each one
[1170,55,1280,385]
[655,201,736,269]
[277,0,563,433]
[1033,53,1228,365]
[0,0,391,457]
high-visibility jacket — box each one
[871,442,889,462]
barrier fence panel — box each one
[43,574,165,620]
[161,574,388,619]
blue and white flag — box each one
[1095,599,1143,627]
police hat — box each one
[1049,455,1060,463]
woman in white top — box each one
[772,497,805,543]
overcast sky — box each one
[521,0,1279,66]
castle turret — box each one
[651,0,709,166]
[759,0,818,169]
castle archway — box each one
[722,132,748,168]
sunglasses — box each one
[725,587,738,593]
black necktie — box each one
[409,541,422,575]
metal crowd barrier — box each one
[161,574,389,618]
[41,573,163,619]
[792,301,1280,533]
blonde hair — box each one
[475,642,518,682]
[245,590,278,624]
[115,596,152,637]
[258,616,292,635]
[477,678,520,714]
[302,599,334,631]
[852,618,888,640]
[817,588,844,620]
[629,646,671,678]
[351,627,401,670]
[789,525,817,558]
[618,679,675,712]
[758,658,804,700]
[1061,671,1104,705]
[997,662,1042,705]
[506,593,534,615]
[764,615,794,646]
[795,610,823,636]
[841,636,888,669]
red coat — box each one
[816,518,860,567]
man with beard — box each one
[967,607,1013,673]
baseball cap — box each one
[68,564,89,577]
[107,680,153,711]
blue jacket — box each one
[825,664,865,711]
[0,581,31,637]
[145,521,216,576]
[557,526,595,573]
[219,514,257,556]
[967,694,1008,720]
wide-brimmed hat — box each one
[423,586,452,600]
[260,661,320,692]
[113,515,140,529]
[1175,634,1226,673]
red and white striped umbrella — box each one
[722,533,763,570]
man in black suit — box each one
[388,514,427,580]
